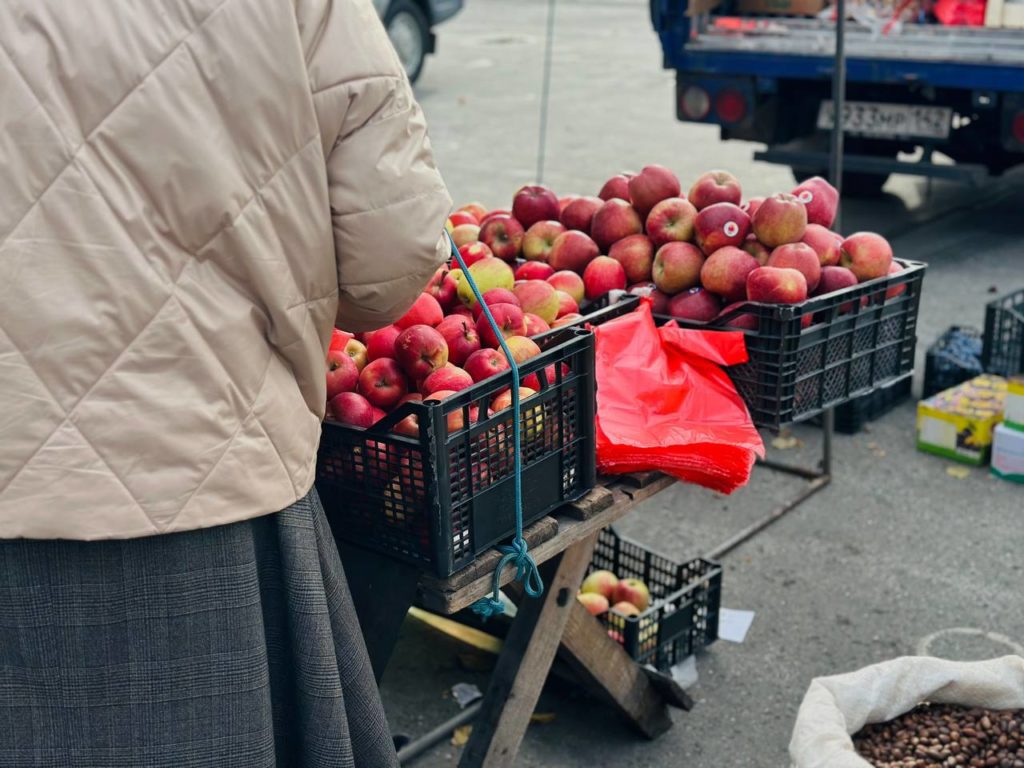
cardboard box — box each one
[916,374,1007,465]
[991,423,1024,484]
[736,0,826,14]
[985,0,1024,28]
[1005,376,1024,431]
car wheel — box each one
[385,0,430,84]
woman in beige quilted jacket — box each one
[0,0,451,765]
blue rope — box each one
[444,232,543,617]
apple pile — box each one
[578,569,650,619]
[447,167,900,330]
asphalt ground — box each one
[376,2,1024,764]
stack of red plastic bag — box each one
[593,300,764,494]
[933,0,986,25]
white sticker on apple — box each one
[798,190,814,204]
[724,221,739,237]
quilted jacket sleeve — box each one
[296,0,453,332]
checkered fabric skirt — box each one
[0,490,397,768]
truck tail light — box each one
[1013,112,1024,145]
[681,86,711,120]
[715,90,747,123]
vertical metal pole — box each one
[536,0,557,184]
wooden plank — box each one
[561,486,614,521]
[458,535,599,768]
[617,471,664,489]
[418,516,559,597]
[557,601,674,739]
[641,667,695,712]
[419,475,677,615]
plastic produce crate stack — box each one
[588,528,722,671]
[316,327,596,577]
[982,288,1024,377]
[923,326,984,399]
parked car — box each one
[374,0,464,83]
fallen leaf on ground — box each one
[451,725,472,747]
[771,434,802,450]
[946,465,970,479]
[530,713,556,724]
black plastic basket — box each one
[588,528,721,671]
[316,327,596,577]
[656,259,926,429]
[923,326,983,399]
[982,288,1024,377]
[833,374,912,434]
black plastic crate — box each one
[656,259,927,429]
[982,288,1024,377]
[588,527,721,671]
[316,328,596,577]
[923,326,983,399]
[833,374,913,434]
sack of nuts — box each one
[789,655,1024,768]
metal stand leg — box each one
[704,410,834,561]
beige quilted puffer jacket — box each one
[0,0,452,539]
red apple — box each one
[577,593,609,616]
[558,195,577,213]
[548,230,599,274]
[653,242,704,295]
[476,303,526,348]
[457,241,494,269]
[608,234,654,284]
[366,325,402,361]
[504,335,542,365]
[421,366,473,395]
[513,280,560,324]
[718,302,759,330]
[800,224,842,267]
[392,393,424,437]
[478,208,511,227]
[742,197,765,219]
[524,313,551,336]
[447,210,478,228]
[522,220,567,262]
[583,256,627,300]
[767,242,821,292]
[815,265,859,312]
[747,266,809,304]
[457,257,515,307]
[560,196,604,234]
[688,170,742,210]
[840,232,893,281]
[555,290,579,318]
[628,164,681,216]
[357,358,408,409]
[701,246,759,302]
[423,390,479,433]
[426,265,459,310]
[326,349,359,400]
[515,261,555,281]
[436,315,481,367]
[695,202,751,255]
[450,223,480,248]
[668,287,722,322]
[479,215,525,262]
[464,348,511,383]
[472,288,520,321]
[792,176,839,228]
[591,198,643,251]
[646,197,698,247]
[395,324,448,380]
[598,173,633,201]
[395,292,443,329]
[512,185,560,229]
[613,578,650,612]
[457,202,487,221]
[329,392,376,428]
[552,313,583,328]
[330,328,354,352]
[450,305,473,319]
[741,235,772,266]
[547,270,586,304]
[751,192,807,248]
[649,289,671,315]
[886,261,906,299]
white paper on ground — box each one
[669,654,699,688]
[718,608,755,643]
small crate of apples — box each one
[578,528,722,670]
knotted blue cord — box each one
[444,231,543,617]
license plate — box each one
[817,101,952,140]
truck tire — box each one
[791,168,890,198]
[385,0,430,84]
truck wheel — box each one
[385,0,430,84]
[790,168,889,198]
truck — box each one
[650,0,1024,194]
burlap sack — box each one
[789,655,1024,767]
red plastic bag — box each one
[934,0,985,25]
[593,300,764,494]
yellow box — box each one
[1005,376,1024,431]
[916,374,1007,465]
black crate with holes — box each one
[589,527,721,671]
[655,260,926,429]
[982,288,1024,377]
[316,327,596,577]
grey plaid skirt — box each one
[0,490,398,768]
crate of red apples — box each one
[447,167,925,428]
